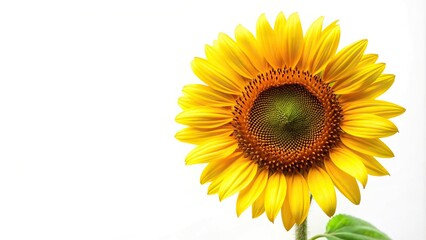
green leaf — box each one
[323,214,391,240]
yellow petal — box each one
[175,107,233,129]
[219,159,257,201]
[252,186,266,218]
[287,174,310,224]
[342,114,398,139]
[274,12,287,33]
[191,57,245,95]
[323,40,368,83]
[340,133,394,158]
[298,16,324,71]
[182,84,235,107]
[200,151,242,184]
[236,169,268,216]
[208,175,223,195]
[274,12,287,66]
[207,160,227,195]
[178,90,233,110]
[175,125,233,145]
[322,20,339,34]
[358,54,378,67]
[264,173,287,222]
[308,167,336,217]
[329,146,368,187]
[281,194,296,231]
[256,14,282,68]
[324,159,361,204]
[177,96,195,110]
[283,13,303,67]
[342,100,405,119]
[235,24,269,72]
[217,33,259,79]
[340,74,395,102]
[204,43,246,83]
[206,153,241,195]
[185,136,237,165]
[356,152,390,176]
[310,25,340,74]
[333,63,386,94]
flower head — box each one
[176,12,404,230]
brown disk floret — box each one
[232,67,343,174]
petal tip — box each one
[284,225,294,231]
[360,39,368,44]
[236,209,242,217]
[325,207,336,217]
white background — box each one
[0,0,425,239]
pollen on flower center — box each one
[232,68,343,174]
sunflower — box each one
[175,12,404,230]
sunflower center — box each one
[249,84,325,151]
[233,68,342,174]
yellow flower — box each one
[175,12,404,230]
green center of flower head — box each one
[248,84,325,151]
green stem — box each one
[295,218,307,240]
[295,195,313,240]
